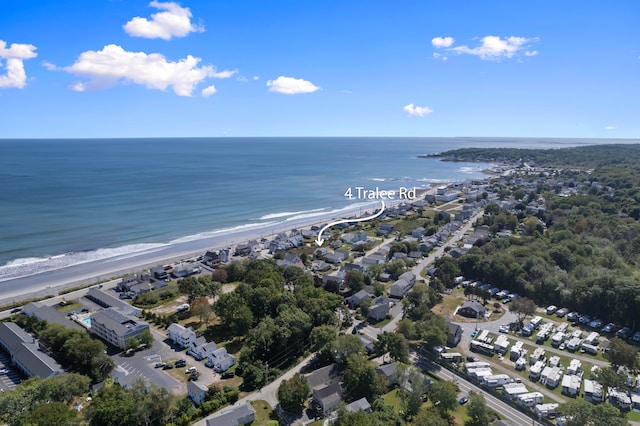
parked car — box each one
[162,364,174,370]
[566,312,579,322]
[459,396,469,405]
[578,315,592,325]
[499,324,511,334]
[185,367,197,374]
[154,362,166,368]
[617,327,632,339]
[601,323,617,333]
[0,368,8,374]
[221,371,235,379]
[188,371,200,381]
[9,308,21,314]
[466,355,478,362]
[589,319,603,329]
[175,359,186,368]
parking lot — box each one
[0,351,20,392]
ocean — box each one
[0,137,624,283]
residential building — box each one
[89,308,150,350]
[85,287,142,316]
[346,289,373,309]
[22,301,83,331]
[517,392,544,408]
[312,382,342,415]
[305,363,341,390]
[561,375,581,397]
[205,403,256,426]
[207,347,236,372]
[376,363,398,386]
[0,322,64,379]
[188,380,208,406]
[189,338,218,360]
[368,295,390,321]
[535,403,559,419]
[457,300,486,318]
[167,323,197,348]
[345,397,371,413]
[447,322,463,347]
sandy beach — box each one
[0,192,430,307]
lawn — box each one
[250,400,275,425]
[56,301,82,313]
[383,389,403,411]
[370,318,392,328]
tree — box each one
[427,380,458,417]
[591,367,626,401]
[211,268,228,283]
[23,402,78,426]
[395,365,429,418]
[464,391,489,426]
[327,334,365,365]
[345,270,365,292]
[126,336,140,351]
[606,337,639,370]
[557,399,628,426]
[191,296,212,326]
[375,332,409,363]
[509,296,536,328]
[343,354,386,401]
[277,373,310,413]
[310,325,337,352]
[88,384,137,426]
[177,276,205,304]
[139,329,154,347]
[413,406,449,426]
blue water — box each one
[0,137,626,281]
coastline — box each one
[0,194,423,307]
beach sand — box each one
[0,193,427,306]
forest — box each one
[436,144,640,326]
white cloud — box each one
[201,85,216,97]
[266,76,320,94]
[69,81,86,92]
[525,50,539,57]
[0,40,37,89]
[403,103,433,117]
[605,125,617,130]
[252,76,259,80]
[41,60,60,71]
[432,36,454,48]
[451,35,539,60]
[340,89,352,94]
[124,1,204,40]
[236,76,248,82]
[433,52,448,61]
[64,44,234,96]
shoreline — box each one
[0,192,430,307]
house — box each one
[377,223,395,236]
[447,322,463,347]
[129,282,152,297]
[167,323,197,348]
[561,375,581,397]
[305,363,341,390]
[172,263,200,278]
[517,392,544,408]
[369,295,390,321]
[234,243,252,256]
[356,334,376,354]
[188,380,208,406]
[535,403,559,419]
[0,322,64,379]
[503,383,529,400]
[311,260,331,272]
[346,289,373,309]
[411,227,426,239]
[22,301,84,331]
[312,382,342,415]
[389,272,416,298]
[85,287,142,316]
[324,253,344,264]
[117,275,140,292]
[540,366,563,388]
[584,379,603,403]
[207,347,236,372]
[151,266,169,281]
[341,232,368,244]
[205,403,256,426]
[345,397,371,413]
[89,308,150,350]
[457,300,486,318]
[189,339,218,360]
[376,362,398,387]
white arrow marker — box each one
[315,200,386,247]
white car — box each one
[0,368,8,374]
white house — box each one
[561,375,581,397]
[188,380,208,406]
[167,323,196,348]
[189,338,218,360]
[517,392,544,408]
[207,347,236,372]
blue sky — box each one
[1,0,638,138]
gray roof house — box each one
[369,295,390,322]
[0,322,64,379]
[167,323,197,348]
[346,289,373,309]
[447,321,463,347]
[23,301,83,331]
[345,397,371,413]
[206,403,256,426]
[458,300,487,318]
[85,287,142,316]
[376,362,398,387]
[188,380,208,406]
[389,274,416,298]
[305,363,341,389]
[89,308,150,350]
[312,382,342,415]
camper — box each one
[482,374,512,388]
[470,340,494,356]
[530,316,543,329]
[581,343,598,355]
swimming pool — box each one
[81,317,91,328]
